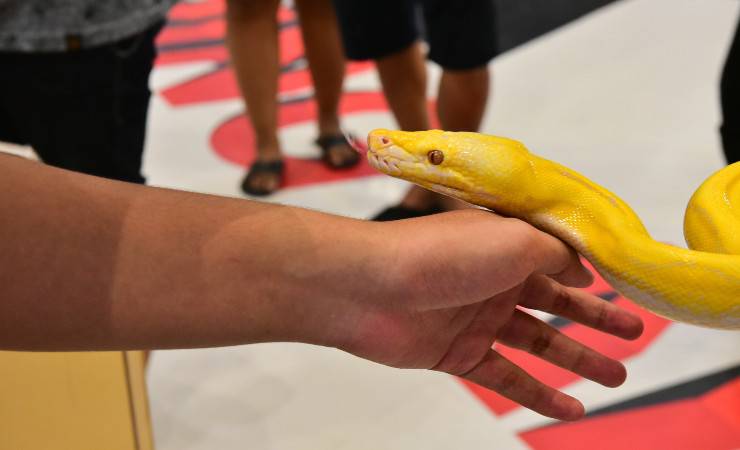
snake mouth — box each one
[367,140,467,194]
[367,151,402,175]
[368,140,478,206]
[367,144,413,176]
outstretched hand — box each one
[0,155,643,421]
[336,210,643,421]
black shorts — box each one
[0,21,163,184]
[331,0,498,70]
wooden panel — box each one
[0,351,153,450]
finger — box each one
[498,309,627,387]
[519,275,644,340]
[431,295,520,375]
[525,226,593,288]
[461,349,585,421]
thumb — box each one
[526,226,593,288]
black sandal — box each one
[372,204,445,221]
[316,133,361,169]
[241,160,285,196]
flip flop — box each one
[316,133,361,169]
[241,160,284,196]
[372,204,445,221]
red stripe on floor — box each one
[521,379,740,450]
[168,0,224,21]
[157,19,225,45]
[210,92,426,188]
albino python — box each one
[366,129,740,330]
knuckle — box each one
[497,369,523,395]
[571,347,588,373]
[594,302,609,329]
[551,286,573,314]
[530,330,553,356]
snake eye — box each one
[427,150,444,165]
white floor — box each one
[145,1,740,449]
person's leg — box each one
[375,42,450,213]
[294,0,358,168]
[437,67,489,132]
[332,0,428,132]
[378,0,497,216]
[226,0,283,195]
[422,0,497,211]
[330,0,475,217]
[375,43,430,132]
[720,17,740,164]
[404,66,491,214]
[375,50,491,212]
[424,0,496,132]
[330,0,427,131]
[330,0,438,217]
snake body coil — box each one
[367,129,740,329]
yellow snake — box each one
[366,129,740,330]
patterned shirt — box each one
[0,0,177,52]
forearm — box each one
[0,155,383,351]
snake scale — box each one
[366,129,740,330]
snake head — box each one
[367,128,533,208]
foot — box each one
[372,204,445,221]
[372,189,472,221]
[241,157,284,196]
[316,134,360,169]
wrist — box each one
[212,206,394,349]
[282,216,395,349]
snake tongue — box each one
[341,129,367,155]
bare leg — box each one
[376,48,491,135]
[437,67,490,132]
[374,43,441,211]
[375,44,489,212]
[226,0,282,194]
[435,66,491,210]
[295,0,357,167]
[375,42,430,131]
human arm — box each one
[0,154,643,420]
[0,153,384,351]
